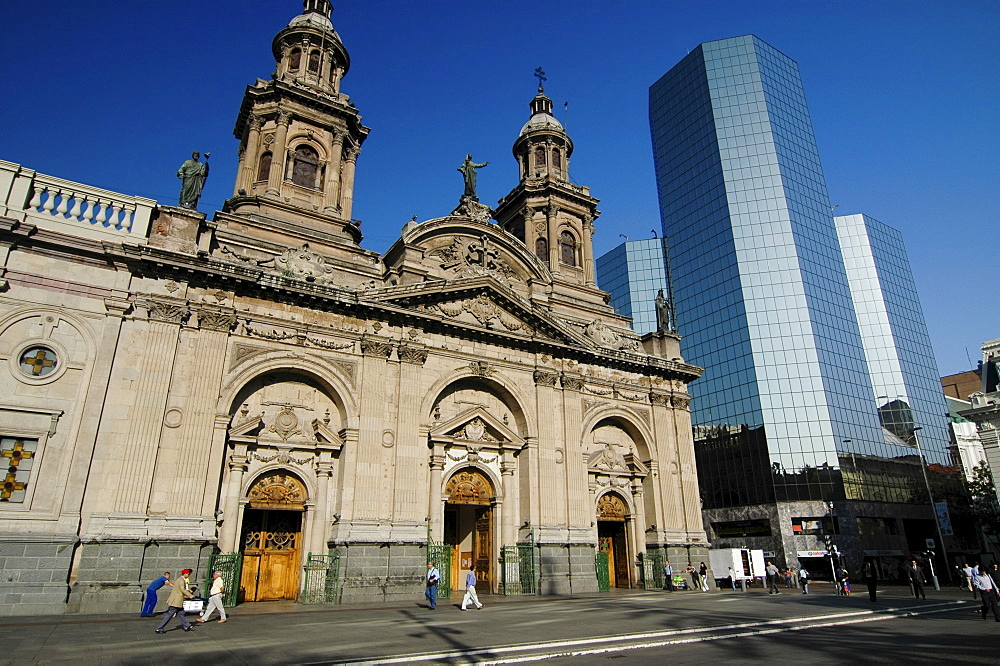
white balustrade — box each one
[0,160,156,241]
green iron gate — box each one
[596,551,611,592]
[501,543,537,595]
[205,552,242,608]
[427,533,452,599]
[302,553,341,604]
[641,550,665,590]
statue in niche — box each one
[177,150,210,209]
[458,153,488,201]
[655,288,674,333]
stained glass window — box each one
[292,145,319,188]
[19,346,57,377]
[1,437,37,502]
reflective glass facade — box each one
[835,213,953,494]
[650,36,899,509]
[596,238,669,335]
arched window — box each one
[535,237,548,264]
[308,50,321,73]
[559,230,577,266]
[289,48,302,70]
[535,146,547,167]
[256,152,272,182]
[291,145,320,188]
[552,149,562,169]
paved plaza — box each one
[2,583,995,664]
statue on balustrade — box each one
[457,153,488,202]
[177,150,210,209]
[655,288,674,333]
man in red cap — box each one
[155,568,196,634]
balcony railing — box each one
[0,160,155,241]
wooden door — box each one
[599,535,616,587]
[475,507,492,590]
[240,509,301,601]
[612,528,629,588]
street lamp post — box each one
[913,426,949,590]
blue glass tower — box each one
[649,36,965,573]
[596,238,669,336]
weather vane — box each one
[534,66,546,92]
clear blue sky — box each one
[1,1,995,376]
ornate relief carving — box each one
[434,294,534,334]
[230,343,271,371]
[597,493,627,520]
[267,406,302,440]
[360,337,392,358]
[198,310,238,332]
[397,345,429,365]
[633,408,651,426]
[672,394,691,410]
[450,198,494,224]
[427,236,520,283]
[595,442,629,471]
[270,244,337,284]
[462,418,496,442]
[444,470,493,505]
[649,392,671,407]
[148,300,189,324]
[561,375,584,391]
[253,451,311,466]
[304,336,353,351]
[583,319,640,352]
[242,321,297,341]
[533,369,558,386]
[330,360,356,386]
[246,471,307,508]
[583,399,606,414]
[468,360,495,377]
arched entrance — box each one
[444,469,495,593]
[239,471,306,601]
[597,493,631,588]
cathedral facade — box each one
[0,1,706,615]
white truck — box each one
[709,548,766,588]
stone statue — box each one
[177,150,210,209]
[655,288,673,333]
[457,153,488,201]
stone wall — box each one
[0,536,75,616]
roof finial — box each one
[534,67,547,93]
[303,0,332,17]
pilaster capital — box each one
[397,344,429,365]
[228,455,249,473]
[249,114,264,131]
[561,373,584,392]
[276,110,293,126]
[145,297,190,325]
[533,369,559,387]
[360,336,392,358]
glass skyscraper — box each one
[649,35,965,574]
[596,238,669,336]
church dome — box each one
[287,6,343,43]
[520,112,564,137]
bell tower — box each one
[226,0,369,247]
[494,72,600,289]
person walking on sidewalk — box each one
[905,560,926,600]
[765,561,780,594]
[699,562,710,592]
[198,571,227,623]
[799,567,810,594]
[863,559,878,602]
[425,561,440,610]
[155,568,195,634]
[461,568,484,610]
[140,572,173,617]
[663,560,675,592]
[972,567,1000,622]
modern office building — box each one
[595,238,670,336]
[649,35,966,577]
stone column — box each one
[237,114,263,194]
[339,147,359,220]
[266,111,292,196]
[631,481,647,577]
[312,465,334,555]
[582,215,596,285]
[324,132,345,214]
[332,66,344,94]
[500,451,519,546]
[219,455,248,553]
[546,204,559,269]
[428,440,445,543]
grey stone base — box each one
[333,542,427,604]
[0,536,75,616]
[66,541,215,614]
[537,543,599,595]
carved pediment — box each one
[587,442,649,477]
[583,319,640,352]
[426,234,521,284]
[431,293,535,335]
[230,413,264,438]
[312,418,345,453]
[430,406,524,449]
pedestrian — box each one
[863,559,878,603]
[988,563,1000,591]
[971,567,1000,622]
[686,565,699,591]
[905,560,926,600]
[799,567,810,594]
[425,561,440,610]
[837,566,851,596]
[197,571,227,623]
[140,571,173,617]
[663,560,675,592]
[155,568,195,633]
[728,567,737,591]
[962,563,974,596]
[699,562,710,592]
[966,563,980,600]
[784,569,793,588]
[765,561,780,594]
[461,567,484,610]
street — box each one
[3,584,994,664]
